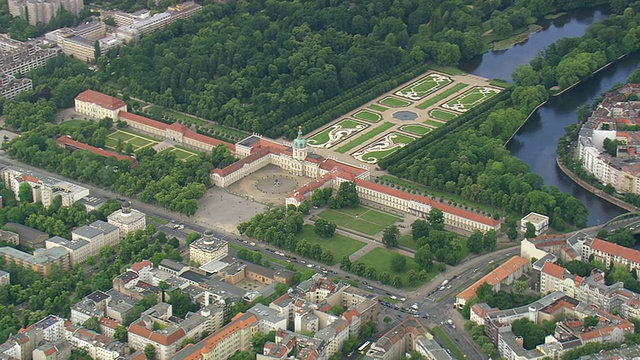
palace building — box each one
[75,90,501,233]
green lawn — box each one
[128,137,156,148]
[427,65,466,75]
[424,120,444,128]
[354,132,415,163]
[108,131,135,142]
[429,109,458,122]
[317,205,400,236]
[398,234,417,251]
[431,327,465,360]
[353,110,382,123]
[395,73,452,100]
[378,96,412,107]
[399,124,432,136]
[308,119,368,147]
[357,248,434,289]
[442,86,501,113]
[335,122,395,154]
[416,83,468,110]
[368,104,388,112]
[170,148,195,160]
[60,119,92,129]
[147,215,168,225]
[295,225,366,265]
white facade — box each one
[107,205,146,238]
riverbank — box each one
[555,156,637,212]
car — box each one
[291,257,297,260]
[266,248,271,252]
[362,281,368,285]
[116,197,126,202]
[301,260,306,264]
[390,295,397,300]
[345,275,351,279]
[249,242,256,246]
[367,286,373,290]
[414,314,420,318]
[488,260,495,264]
[400,297,406,302]
[307,264,314,268]
[473,268,479,273]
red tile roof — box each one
[76,90,127,110]
[457,256,529,303]
[353,179,500,227]
[99,317,120,330]
[118,111,235,152]
[128,319,186,346]
[118,111,165,130]
[57,135,136,162]
[541,262,566,279]
[591,238,640,264]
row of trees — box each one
[237,204,337,265]
[92,0,608,139]
[3,121,236,215]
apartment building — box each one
[0,35,60,76]
[70,291,110,325]
[455,256,529,308]
[365,318,451,360]
[0,269,9,286]
[0,247,70,277]
[521,212,549,236]
[107,201,146,238]
[0,72,32,99]
[583,238,640,274]
[71,220,119,258]
[45,236,90,265]
[8,0,83,25]
[32,340,70,360]
[170,312,258,360]
[64,322,124,360]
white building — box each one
[74,90,127,121]
[71,220,119,257]
[521,212,550,236]
[107,201,146,238]
[189,230,228,265]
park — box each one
[352,132,416,164]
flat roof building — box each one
[521,212,550,236]
[189,230,227,265]
[0,246,70,277]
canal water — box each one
[459,6,640,226]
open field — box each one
[357,248,435,289]
[317,205,400,236]
[416,83,469,110]
[307,119,368,148]
[395,73,452,100]
[352,132,416,164]
[378,96,412,108]
[441,86,502,113]
[295,225,366,265]
[335,122,395,154]
[353,110,382,123]
[368,104,388,112]
[399,124,432,136]
[166,147,197,160]
[105,129,160,151]
[398,234,417,251]
[429,109,458,122]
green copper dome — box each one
[293,127,306,149]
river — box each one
[459,6,638,226]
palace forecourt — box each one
[75,90,500,233]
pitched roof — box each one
[57,135,136,162]
[457,256,529,302]
[76,90,126,110]
[591,238,640,264]
[541,261,567,279]
[118,111,165,130]
[128,318,186,346]
[130,260,153,273]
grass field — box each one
[317,205,400,236]
[398,234,417,251]
[431,327,465,360]
[441,86,501,113]
[353,132,415,163]
[429,109,458,122]
[378,96,412,108]
[368,104,388,112]
[353,110,382,123]
[295,225,366,265]
[399,124,432,136]
[307,119,368,148]
[395,73,452,100]
[357,248,435,289]
[60,119,92,129]
[335,122,395,154]
[424,120,444,128]
[106,129,160,151]
[427,65,466,75]
[416,83,469,110]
